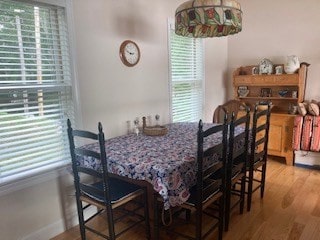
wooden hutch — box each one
[233,64,307,165]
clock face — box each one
[120,40,140,67]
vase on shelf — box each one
[284,55,300,74]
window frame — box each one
[0,0,80,192]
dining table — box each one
[79,121,246,211]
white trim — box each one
[23,0,67,7]
[167,18,174,123]
[14,0,67,7]
[201,41,206,120]
[22,218,65,240]
[21,204,97,240]
[65,0,83,129]
[295,150,320,167]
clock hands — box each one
[126,49,135,55]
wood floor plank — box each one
[287,222,305,240]
[311,196,320,217]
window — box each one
[0,0,74,184]
[168,21,204,122]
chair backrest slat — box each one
[203,144,224,158]
[256,124,267,133]
[73,129,99,140]
[202,179,221,199]
[203,161,223,181]
[255,137,266,148]
[254,150,265,162]
[77,166,103,178]
[255,109,269,119]
[75,148,101,160]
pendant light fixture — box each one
[175,0,242,38]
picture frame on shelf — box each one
[292,90,298,98]
[252,66,259,75]
[261,88,272,97]
[275,65,283,75]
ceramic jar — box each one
[284,55,300,74]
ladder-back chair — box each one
[67,120,150,240]
[224,109,250,231]
[154,118,229,240]
[247,104,271,211]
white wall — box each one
[228,0,320,101]
[204,39,229,121]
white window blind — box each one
[168,21,204,123]
[0,0,74,184]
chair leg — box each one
[105,204,116,240]
[195,205,202,240]
[247,169,254,212]
[224,184,231,231]
[186,209,191,221]
[143,189,151,240]
[260,163,267,198]
[218,196,224,240]
[77,200,86,240]
[154,194,159,240]
[240,175,246,214]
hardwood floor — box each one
[52,157,320,240]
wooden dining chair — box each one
[246,104,271,211]
[213,99,246,124]
[154,117,229,240]
[224,109,250,231]
[67,120,150,240]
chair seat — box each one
[83,178,143,204]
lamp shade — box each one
[175,0,242,38]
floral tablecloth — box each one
[80,122,244,209]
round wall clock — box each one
[119,40,140,67]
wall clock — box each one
[119,40,140,67]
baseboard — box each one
[295,163,320,170]
[22,206,97,240]
[295,150,320,169]
[21,219,65,240]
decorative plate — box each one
[259,58,273,75]
[237,89,249,97]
